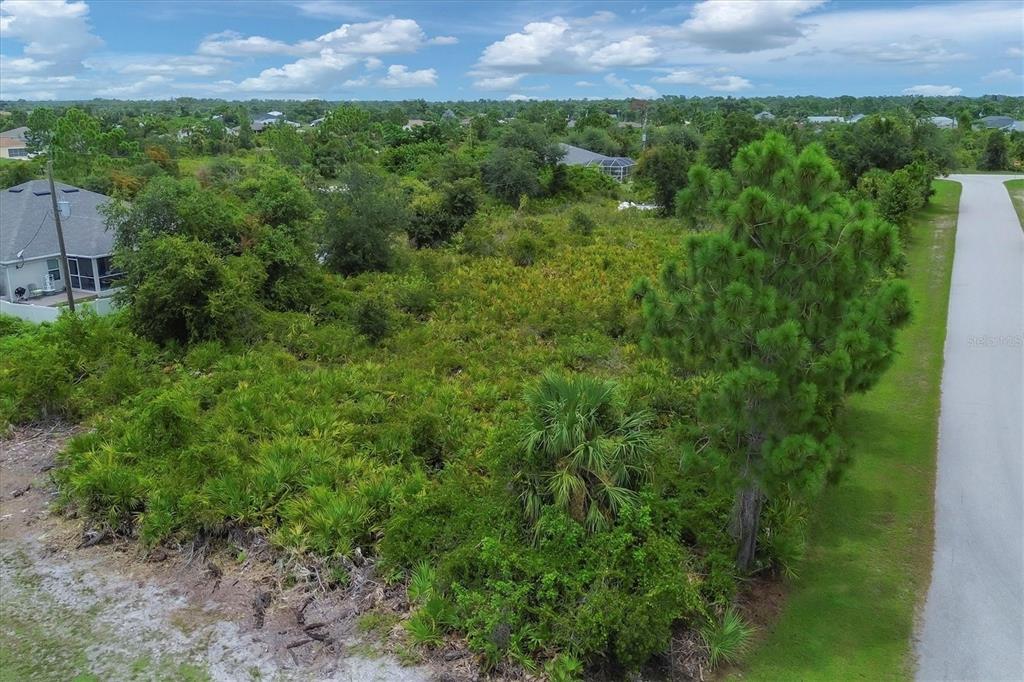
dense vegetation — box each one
[0,94,1007,676]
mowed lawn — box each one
[1005,178,1024,231]
[735,180,962,681]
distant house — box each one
[0,126,30,160]
[846,113,866,123]
[442,109,456,121]
[1,180,120,302]
[558,143,636,182]
[929,116,956,129]
[402,118,430,131]
[309,117,326,127]
[250,112,300,132]
[978,115,1015,130]
[617,121,643,129]
[807,116,845,124]
[754,111,775,121]
[1011,121,1024,133]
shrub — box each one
[322,164,410,275]
[508,231,543,266]
[514,372,653,533]
[569,209,597,236]
[353,296,392,345]
[700,607,753,668]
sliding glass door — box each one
[67,257,96,291]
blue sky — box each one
[1,0,1021,101]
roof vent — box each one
[8,188,23,193]
[61,188,79,194]
[33,190,51,196]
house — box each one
[846,113,866,123]
[978,115,1015,130]
[402,118,430,131]
[0,126,30,160]
[754,111,775,121]
[558,143,636,182]
[309,117,326,127]
[806,116,845,124]
[617,121,643,129]
[1,180,120,302]
[250,112,300,132]
[929,116,956,129]
[442,109,456,121]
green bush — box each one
[569,209,597,236]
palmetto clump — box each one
[518,372,653,533]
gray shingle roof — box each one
[980,115,1014,129]
[1,180,114,264]
[558,143,610,165]
[0,126,29,141]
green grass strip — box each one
[1004,178,1024,233]
[736,179,962,681]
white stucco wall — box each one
[1,259,63,301]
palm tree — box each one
[519,372,653,532]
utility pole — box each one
[47,160,75,312]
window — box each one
[46,258,61,282]
[97,256,123,290]
[67,257,96,291]
[7,148,28,158]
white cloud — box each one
[590,35,659,67]
[85,54,231,78]
[653,68,752,92]
[378,64,437,88]
[983,68,1021,82]
[902,84,962,96]
[834,38,967,64]
[311,18,426,54]
[429,36,459,45]
[0,56,55,74]
[198,31,300,57]
[473,73,524,90]
[364,56,383,70]
[507,93,535,101]
[292,1,377,20]
[96,74,173,98]
[0,0,102,71]
[476,16,658,75]
[575,80,596,87]
[681,0,826,52]
[237,49,359,93]
[1008,47,1023,58]
[604,73,658,98]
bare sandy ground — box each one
[0,423,442,681]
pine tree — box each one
[638,133,911,570]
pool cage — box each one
[586,157,636,182]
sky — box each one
[0,0,1022,102]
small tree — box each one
[636,144,691,216]
[262,122,309,169]
[979,130,1009,170]
[321,164,409,275]
[638,133,910,570]
[481,147,542,204]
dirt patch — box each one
[0,423,446,681]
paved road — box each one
[916,175,1024,681]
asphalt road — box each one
[916,174,1024,681]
